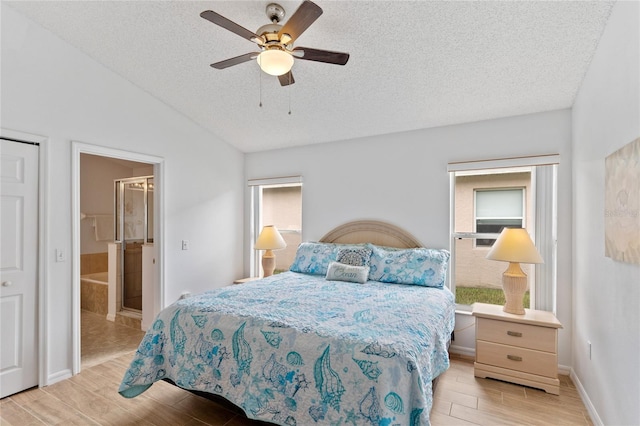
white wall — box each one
[245,109,574,364]
[2,5,245,383]
[572,1,640,424]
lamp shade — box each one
[486,228,543,264]
[257,50,294,76]
[254,225,287,250]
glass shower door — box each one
[115,176,153,312]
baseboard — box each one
[46,368,72,386]
[449,344,475,358]
[106,313,116,322]
[570,368,603,426]
[558,364,571,375]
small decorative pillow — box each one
[336,247,372,267]
[368,244,451,287]
[289,242,337,275]
[326,261,369,284]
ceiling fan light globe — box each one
[257,50,294,76]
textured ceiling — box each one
[6,1,614,153]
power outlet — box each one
[181,240,189,250]
[588,340,592,360]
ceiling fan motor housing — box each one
[265,3,285,23]
[259,3,291,47]
[256,23,284,45]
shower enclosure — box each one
[114,176,154,312]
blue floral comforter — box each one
[119,272,455,425]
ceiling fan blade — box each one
[292,47,349,65]
[279,1,322,43]
[211,52,258,69]
[200,10,262,44]
[278,71,295,86]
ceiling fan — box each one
[200,1,349,86]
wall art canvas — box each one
[605,137,640,264]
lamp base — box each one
[502,262,528,315]
[262,249,276,277]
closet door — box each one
[0,139,39,398]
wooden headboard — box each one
[319,220,423,248]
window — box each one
[449,156,558,312]
[249,177,302,277]
[475,188,524,246]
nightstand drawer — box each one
[476,340,557,378]
[477,318,556,353]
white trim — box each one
[448,154,560,172]
[448,173,455,292]
[153,161,165,317]
[1,128,49,387]
[534,164,558,313]
[46,369,72,386]
[1,129,46,144]
[247,175,303,187]
[570,368,603,426]
[37,137,50,387]
[250,186,261,277]
[71,141,165,374]
[448,344,475,358]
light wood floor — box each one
[80,310,146,369]
[1,312,593,425]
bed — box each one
[119,220,455,425]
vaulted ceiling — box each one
[6,1,615,152]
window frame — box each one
[448,155,559,314]
[248,176,303,277]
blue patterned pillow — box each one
[289,242,338,275]
[289,243,366,275]
[336,247,372,267]
[368,244,450,287]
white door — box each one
[0,139,39,398]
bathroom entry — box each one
[79,152,158,369]
[114,176,154,312]
[79,154,154,320]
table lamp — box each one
[254,225,287,277]
[486,228,543,315]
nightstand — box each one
[233,277,261,284]
[472,302,563,395]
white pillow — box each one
[325,261,370,284]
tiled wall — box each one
[80,279,108,315]
[80,252,108,275]
[80,252,109,315]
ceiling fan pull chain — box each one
[259,67,263,108]
[288,72,292,115]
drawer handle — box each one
[507,331,522,337]
[507,355,523,362]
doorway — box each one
[72,142,164,374]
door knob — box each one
[2,281,12,287]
